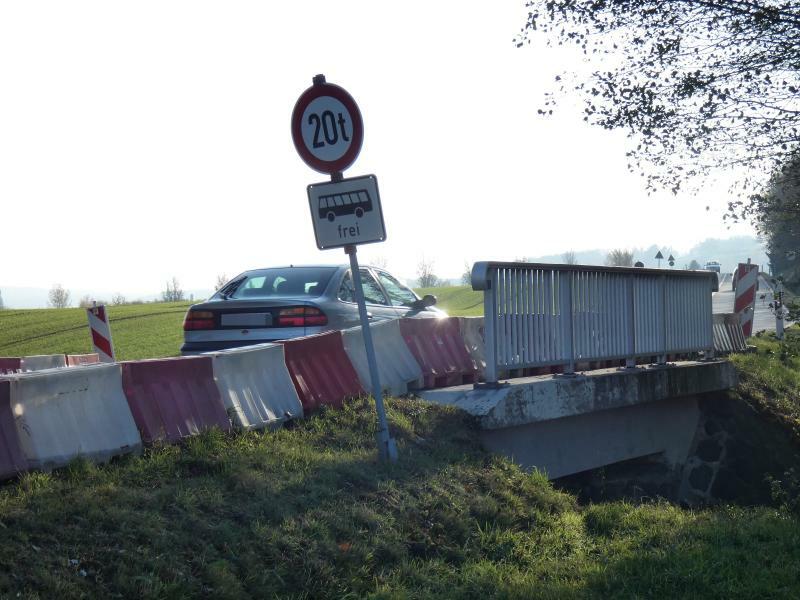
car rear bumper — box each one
[181,326,326,355]
[180,340,273,355]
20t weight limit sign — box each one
[291,75,364,175]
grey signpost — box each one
[291,74,397,461]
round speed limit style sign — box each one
[291,75,364,174]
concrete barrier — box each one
[341,320,423,396]
[211,343,303,430]
[399,318,478,389]
[9,364,142,470]
[456,317,487,380]
[282,331,365,412]
[0,380,27,479]
[66,354,100,367]
[121,357,231,443]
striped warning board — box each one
[87,305,116,362]
[734,263,758,337]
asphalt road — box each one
[712,272,788,333]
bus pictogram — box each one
[317,189,373,222]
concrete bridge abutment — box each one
[419,361,737,483]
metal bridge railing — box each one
[471,262,717,384]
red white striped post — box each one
[734,262,758,337]
[87,304,116,362]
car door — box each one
[337,268,396,325]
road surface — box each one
[712,272,789,333]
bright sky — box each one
[0,1,757,295]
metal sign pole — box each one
[344,244,398,461]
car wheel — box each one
[355,207,364,218]
[327,211,335,222]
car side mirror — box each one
[411,294,437,310]
[421,294,436,307]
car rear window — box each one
[227,267,337,299]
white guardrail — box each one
[472,262,718,384]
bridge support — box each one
[419,360,737,480]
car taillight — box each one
[277,307,328,327]
[183,310,215,331]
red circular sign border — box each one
[291,81,364,174]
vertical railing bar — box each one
[565,271,575,373]
[484,268,498,384]
[626,274,636,367]
[497,268,505,368]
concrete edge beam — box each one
[419,360,737,430]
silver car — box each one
[180,264,444,354]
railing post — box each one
[484,272,498,385]
[564,272,575,375]
[658,274,667,365]
[625,274,636,368]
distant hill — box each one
[527,236,768,276]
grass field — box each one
[418,286,483,317]
[0,302,194,361]
[0,287,484,361]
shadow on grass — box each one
[1,396,799,599]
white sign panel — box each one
[307,174,386,250]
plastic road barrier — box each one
[211,343,303,430]
[0,380,27,479]
[281,331,365,412]
[456,317,487,381]
[20,354,68,371]
[66,354,100,367]
[0,358,21,375]
[9,364,142,470]
[341,320,423,396]
[0,355,67,374]
[121,357,231,443]
[399,318,478,389]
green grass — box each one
[1,397,799,599]
[729,326,800,439]
[0,302,193,361]
[419,285,483,317]
[0,287,483,361]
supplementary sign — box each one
[307,174,386,249]
[291,75,364,175]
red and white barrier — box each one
[342,320,423,396]
[8,364,142,470]
[734,262,758,337]
[87,305,115,362]
[66,353,100,367]
[0,355,67,374]
[211,343,303,430]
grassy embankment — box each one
[1,395,799,598]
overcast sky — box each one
[0,1,757,296]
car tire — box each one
[355,207,364,218]
[327,211,335,222]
